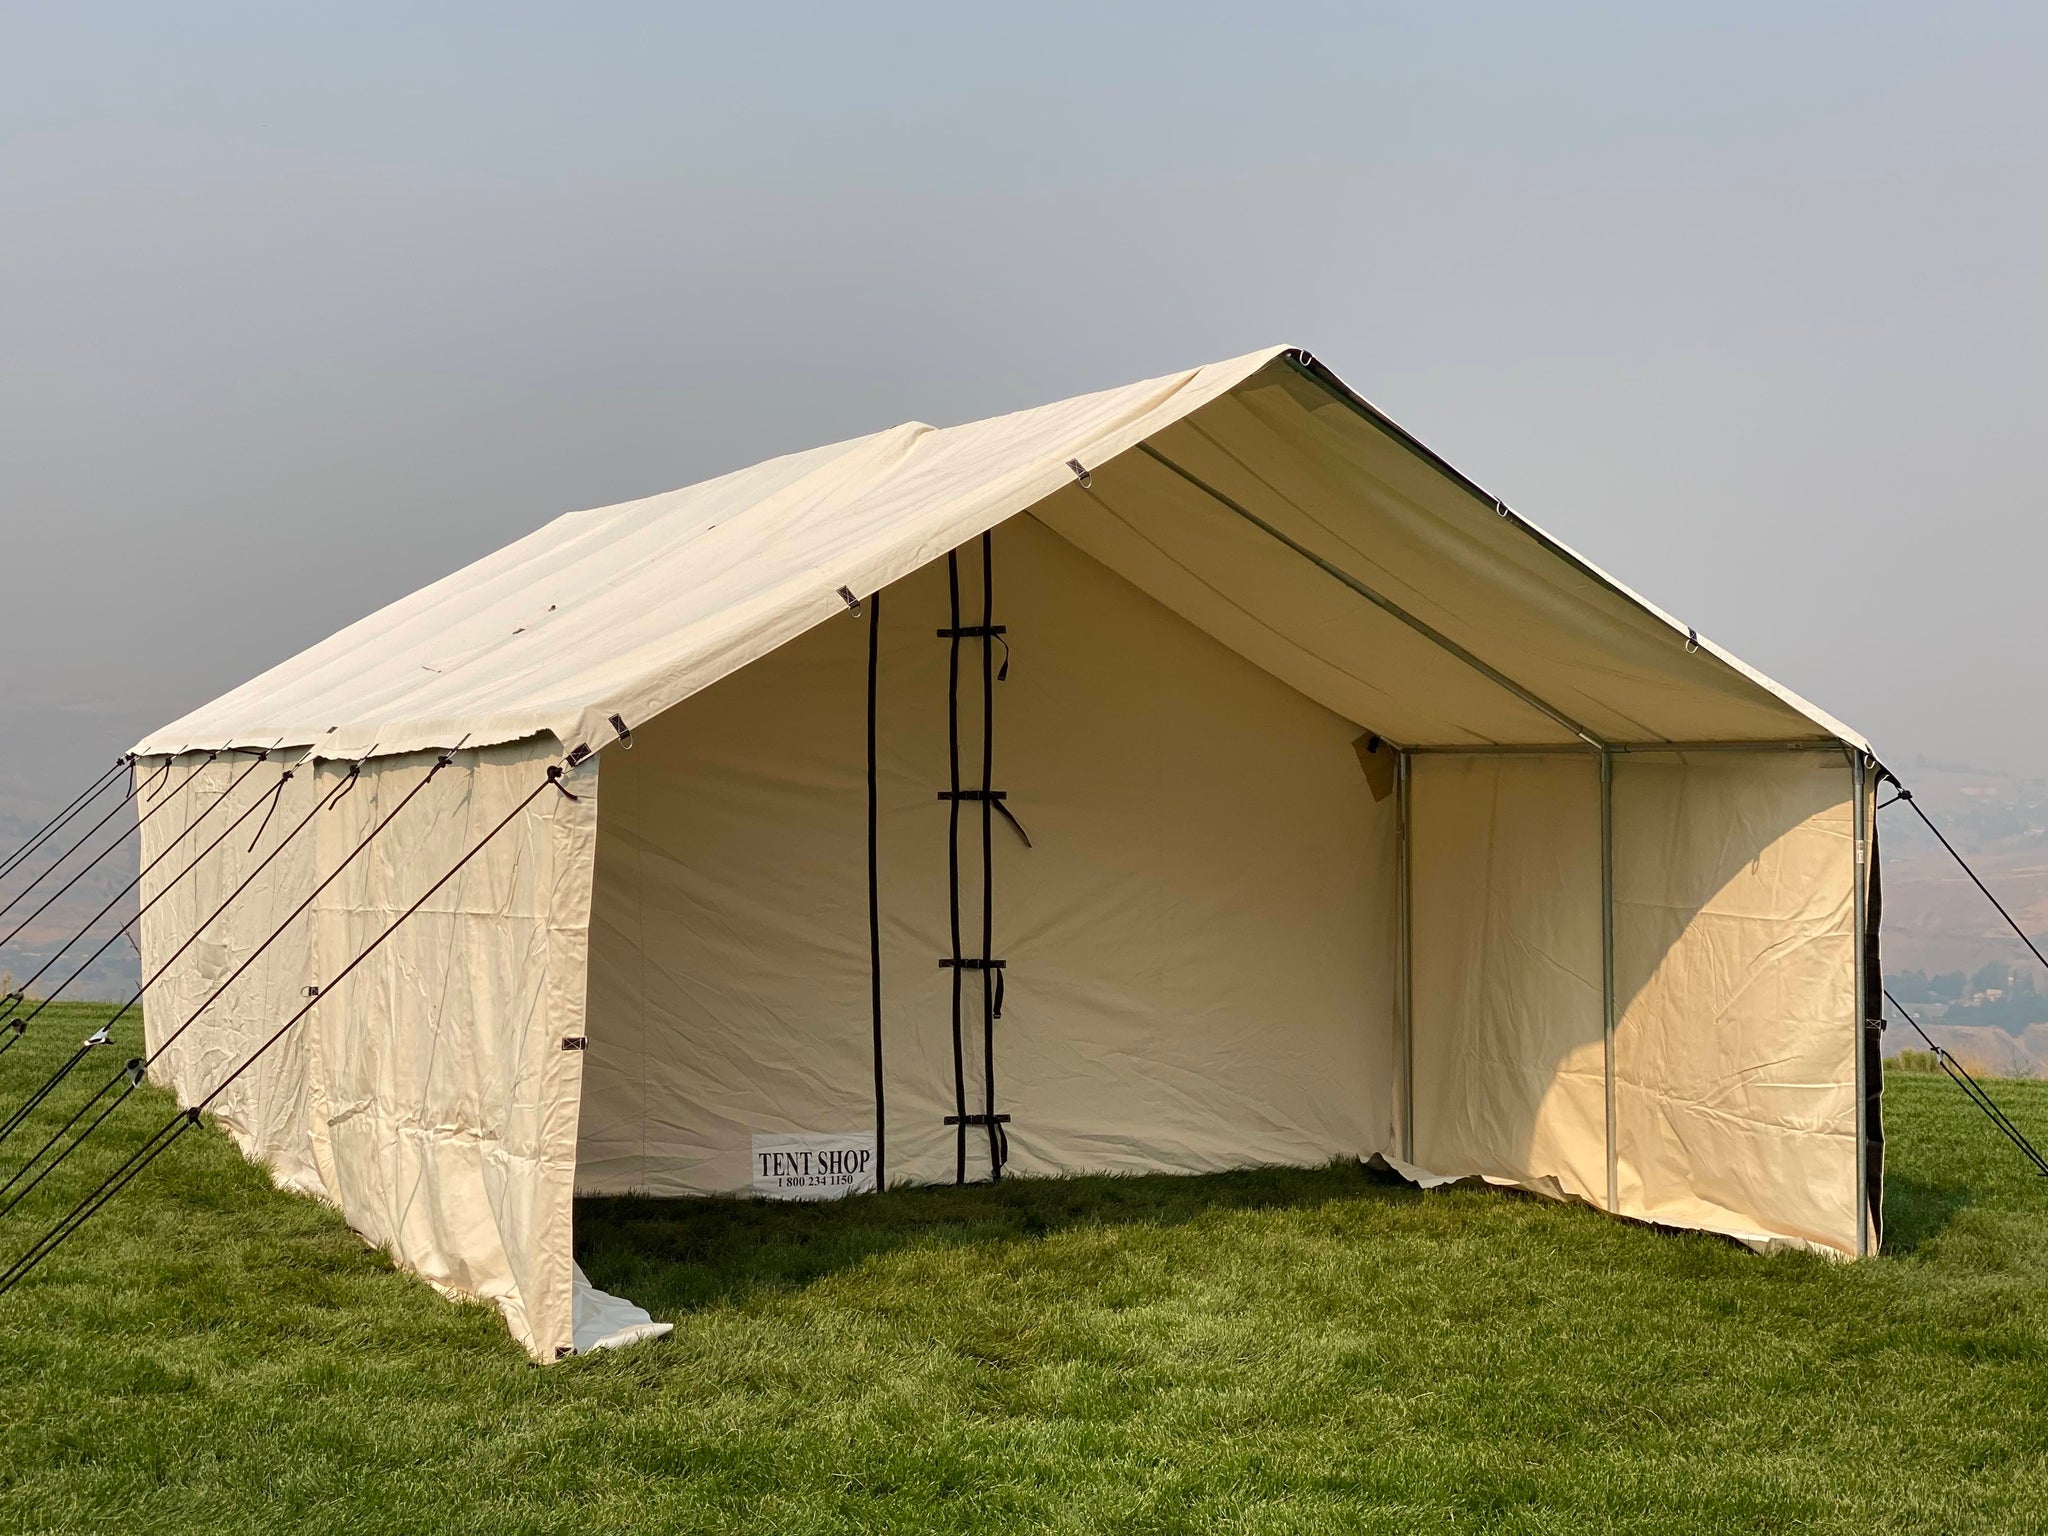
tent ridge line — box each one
[1130,442,1611,751]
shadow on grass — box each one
[576,1158,1417,1317]
[1883,1171,1975,1255]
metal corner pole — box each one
[1600,749,1619,1215]
[1398,748,1414,1164]
[1852,750,1870,1256]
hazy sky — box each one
[4,3,2045,820]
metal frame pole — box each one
[1398,749,1414,1164]
[1600,749,1619,1214]
[1134,442,1609,752]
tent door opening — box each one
[937,534,1012,1183]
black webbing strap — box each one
[937,624,1009,680]
[1884,989,2048,1177]
[976,530,1003,1179]
[0,754,289,1044]
[866,587,886,1192]
[0,756,131,887]
[943,1111,1010,1169]
[938,957,1005,1018]
[991,798,1031,850]
[932,789,1032,848]
[938,535,1018,1183]
[945,551,967,1184]
[0,749,459,1208]
[0,762,574,1295]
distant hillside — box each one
[1878,760,2048,1077]
[0,795,144,1004]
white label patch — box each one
[750,1132,877,1201]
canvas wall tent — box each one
[132,345,1885,1361]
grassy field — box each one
[0,1004,2043,1533]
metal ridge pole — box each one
[1134,442,1610,752]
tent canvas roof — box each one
[135,346,1866,763]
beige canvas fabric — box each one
[138,753,329,1191]
[139,740,599,1359]
[582,516,1396,1195]
[133,349,1862,766]
[1408,753,1608,1206]
[1611,750,1860,1255]
[127,341,1879,1360]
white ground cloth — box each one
[572,1264,672,1354]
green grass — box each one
[0,1002,2045,1534]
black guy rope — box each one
[1883,988,2048,1178]
[1884,786,2048,983]
[0,758,163,927]
[0,750,224,956]
[0,760,576,1297]
[0,746,463,1212]
[0,750,284,1042]
[0,756,132,888]
[0,753,272,1040]
[0,761,304,1144]
[0,759,337,1180]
